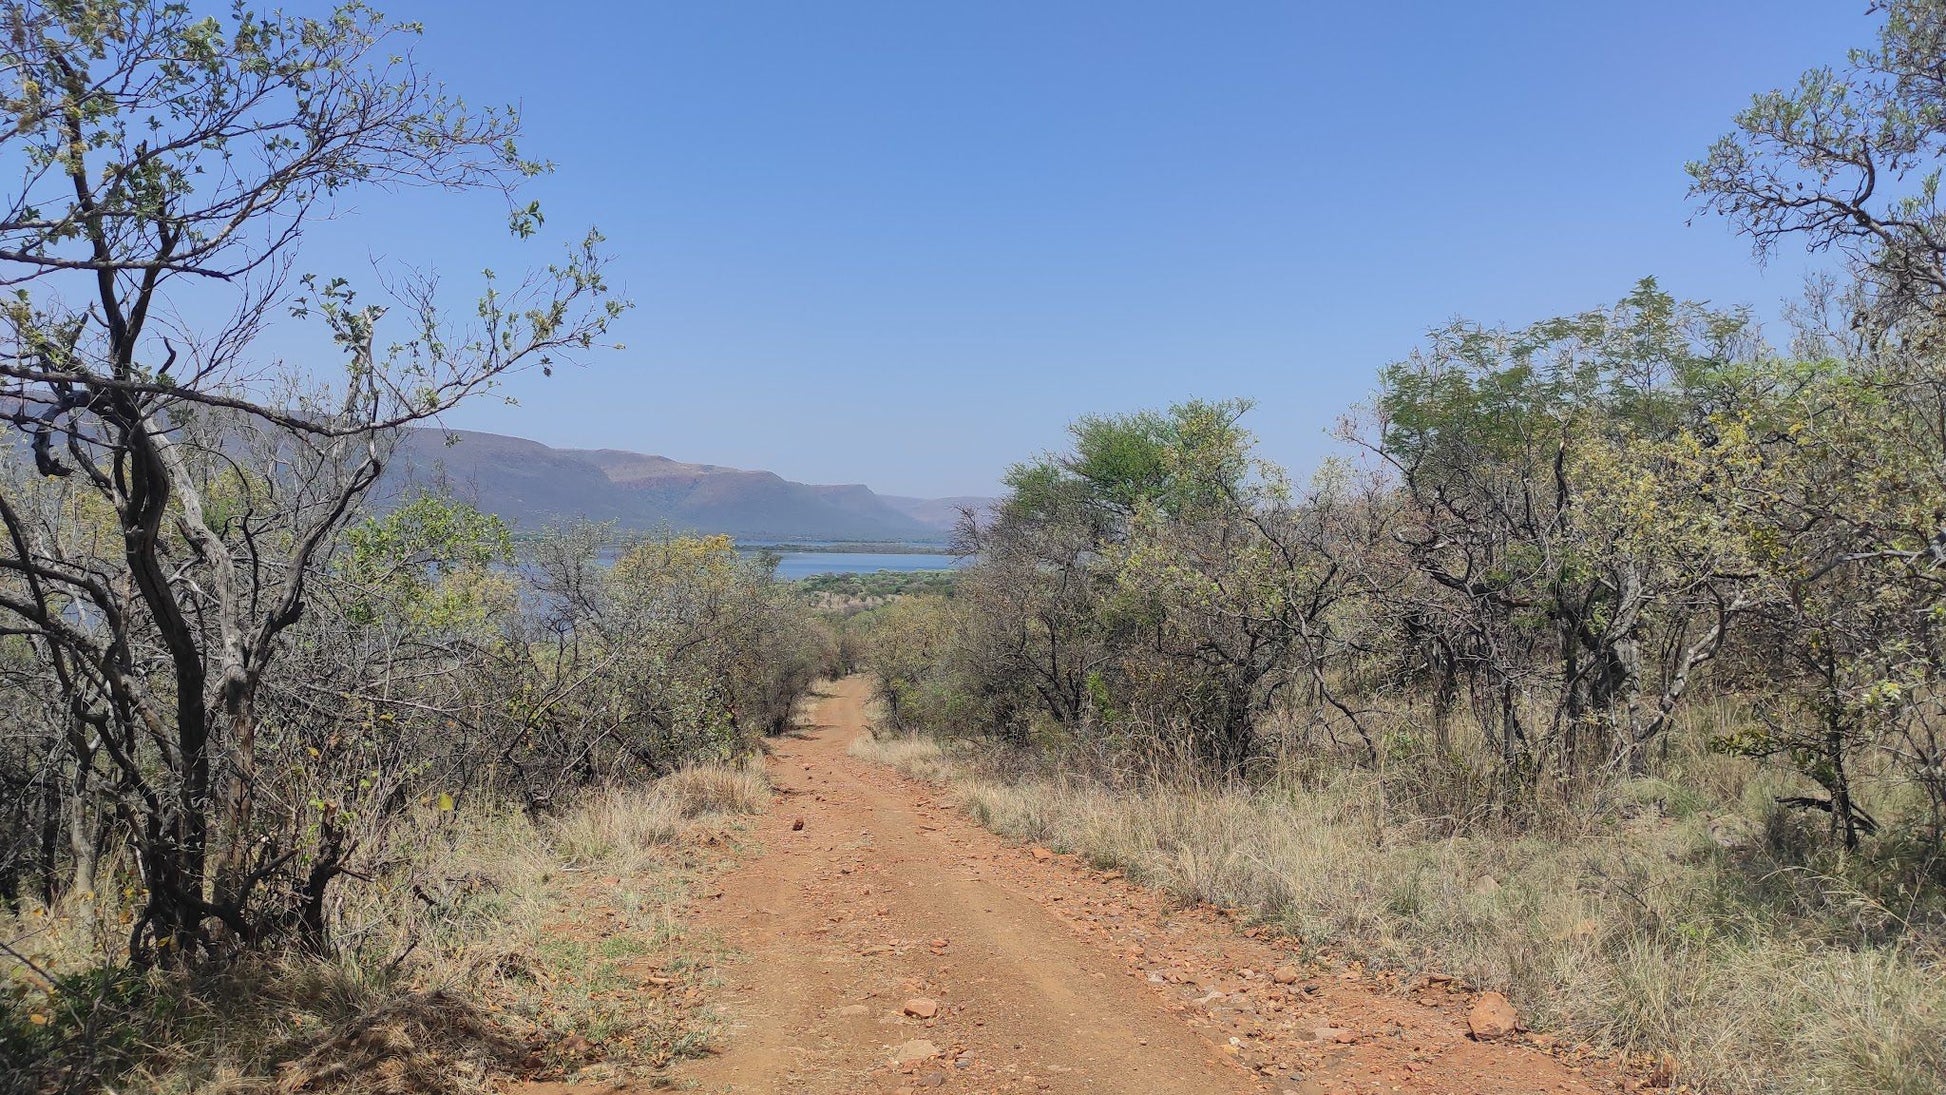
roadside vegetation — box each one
[848,7,1946,1092]
[795,568,959,617]
[0,5,828,1091]
[4,762,766,1093]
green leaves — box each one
[341,492,515,629]
[1378,280,1756,478]
[1689,0,1946,321]
[1002,398,1258,536]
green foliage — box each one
[342,493,515,627]
[503,528,837,784]
[794,569,958,601]
[864,398,1381,774]
[1690,0,1946,322]
[1378,278,1752,470]
[850,595,971,732]
[1002,398,1256,529]
[1370,282,1777,782]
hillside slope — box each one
[879,494,990,532]
[385,428,973,541]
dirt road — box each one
[679,678,1626,1094]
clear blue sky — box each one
[294,1,1869,497]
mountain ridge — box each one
[387,427,987,542]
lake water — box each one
[757,551,968,581]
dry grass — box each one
[847,727,957,780]
[858,724,1946,1095]
[0,762,767,1095]
[550,760,768,869]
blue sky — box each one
[293,2,1870,497]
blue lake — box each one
[755,551,968,581]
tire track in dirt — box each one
[678,677,1630,1095]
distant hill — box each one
[384,428,990,542]
[879,495,991,533]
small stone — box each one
[791,817,806,831]
[1468,991,1518,1040]
[893,1039,941,1063]
[1031,846,1053,861]
[1706,815,1755,850]
[903,997,939,1019]
[1271,965,1300,985]
[1471,875,1501,895]
[916,1072,948,1088]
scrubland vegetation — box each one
[9,0,1946,1093]
[0,3,830,1090]
[846,6,1946,1091]
[0,497,831,1094]
[4,761,768,1093]
[793,568,958,616]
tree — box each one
[0,1,620,963]
[855,593,964,732]
[1702,366,1946,853]
[1372,282,1761,781]
[499,526,830,806]
[943,400,1386,777]
[1690,0,1946,327]
[1692,0,1946,867]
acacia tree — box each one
[481,525,831,813]
[1698,367,1946,853]
[942,400,1383,777]
[1693,0,1946,864]
[1372,283,1761,782]
[1690,0,1946,327]
[0,1,619,963]
[950,412,1164,738]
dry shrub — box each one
[228,984,522,1095]
[0,762,766,1095]
[662,761,771,818]
[2,960,526,1095]
[847,729,952,780]
[545,790,684,868]
[546,762,766,868]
